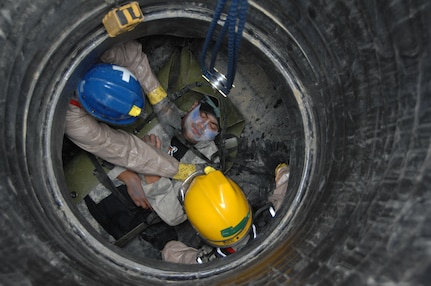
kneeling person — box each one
[162,163,290,264]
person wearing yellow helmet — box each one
[161,163,290,264]
[181,166,253,248]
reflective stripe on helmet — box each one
[220,211,251,238]
[184,169,252,248]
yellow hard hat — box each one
[183,167,252,247]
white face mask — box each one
[183,104,219,143]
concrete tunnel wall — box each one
[207,1,431,283]
[283,1,431,283]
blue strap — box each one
[200,0,249,96]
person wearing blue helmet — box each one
[85,41,222,226]
[76,63,145,125]
[65,43,202,208]
[66,41,224,214]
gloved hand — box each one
[173,163,205,181]
[258,140,290,176]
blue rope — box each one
[199,0,227,73]
[209,16,229,71]
[200,0,248,96]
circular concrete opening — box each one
[1,0,430,285]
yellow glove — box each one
[275,163,289,177]
[148,86,183,136]
[147,86,168,105]
[173,163,198,181]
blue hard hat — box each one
[77,63,144,125]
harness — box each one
[83,153,157,247]
[152,46,246,172]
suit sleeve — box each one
[65,104,179,177]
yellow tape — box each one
[147,86,167,105]
[173,163,197,181]
[128,105,142,117]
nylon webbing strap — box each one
[132,82,203,135]
[113,222,151,247]
[218,95,228,171]
[87,152,153,247]
[86,153,132,210]
[174,131,217,165]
